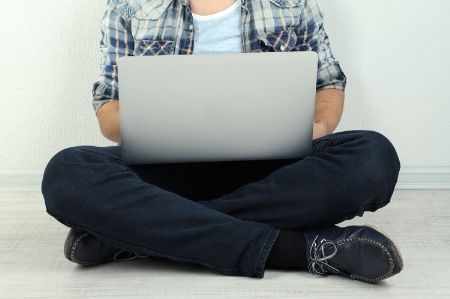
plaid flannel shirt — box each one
[92,0,346,113]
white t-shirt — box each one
[192,1,243,54]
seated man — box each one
[42,0,403,282]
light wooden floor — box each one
[1,190,449,298]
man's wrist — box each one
[313,121,329,140]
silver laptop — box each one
[117,51,318,164]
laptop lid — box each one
[118,51,318,164]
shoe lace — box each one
[308,236,340,276]
[114,250,148,262]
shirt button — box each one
[280,45,286,51]
[189,24,194,31]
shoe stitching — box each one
[308,236,396,283]
[69,232,147,266]
[336,237,395,283]
[70,232,98,267]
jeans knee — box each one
[361,131,400,195]
[41,147,77,215]
[42,146,100,216]
[42,146,121,217]
[42,146,82,185]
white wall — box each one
[324,1,450,167]
[0,0,113,172]
[1,0,449,188]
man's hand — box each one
[312,89,345,140]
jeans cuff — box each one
[254,228,280,278]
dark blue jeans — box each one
[42,130,400,278]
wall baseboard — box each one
[395,167,450,189]
[0,169,44,192]
[0,167,449,192]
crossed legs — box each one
[42,130,402,280]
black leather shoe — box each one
[64,229,147,266]
[303,225,403,283]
